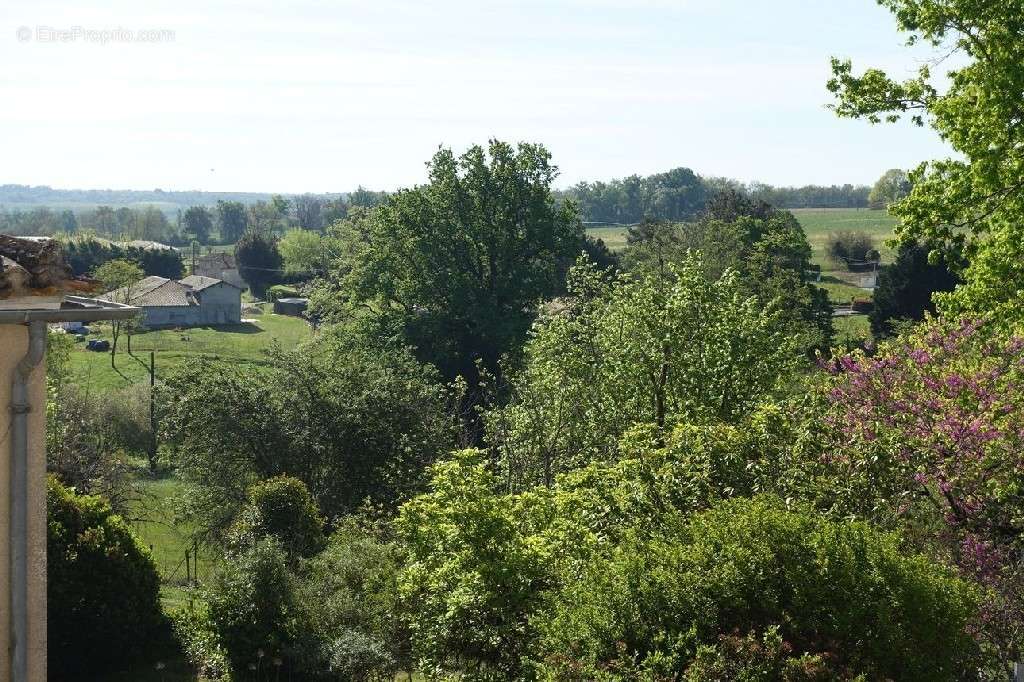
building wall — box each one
[140,284,241,328]
[141,305,197,328]
[0,324,47,681]
[196,283,242,325]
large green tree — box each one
[234,229,282,296]
[216,200,248,243]
[827,0,1024,320]
[313,140,583,388]
[182,205,213,244]
[624,191,833,352]
[868,168,912,209]
[488,255,799,489]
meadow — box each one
[68,306,313,392]
[585,207,896,307]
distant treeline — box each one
[0,170,872,239]
[0,184,339,211]
[0,188,388,243]
[560,170,871,224]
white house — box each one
[102,274,242,327]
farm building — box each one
[102,274,242,327]
[194,252,245,289]
[273,297,308,316]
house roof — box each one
[103,276,197,307]
[103,274,239,307]
[180,274,242,291]
[196,252,236,269]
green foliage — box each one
[870,240,959,337]
[47,476,164,677]
[397,450,550,680]
[206,538,298,677]
[228,476,325,559]
[567,167,707,224]
[868,168,911,209]
[826,230,880,267]
[489,254,799,488]
[216,200,248,243]
[624,192,833,352]
[535,496,984,680]
[183,205,214,244]
[279,227,335,275]
[159,329,455,539]
[312,140,583,387]
[266,283,301,301]
[295,521,410,680]
[235,229,283,296]
[827,0,1024,320]
[93,257,145,293]
[60,235,184,278]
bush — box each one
[869,240,960,338]
[267,284,301,301]
[535,496,984,680]
[206,538,298,677]
[228,475,325,559]
[47,476,164,677]
[295,521,411,680]
[827,230,880,269]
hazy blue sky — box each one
[2,0,954,193]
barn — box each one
[102,274,243,327]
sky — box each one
[1,0,955,193]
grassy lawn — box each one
[834,313,872,345]
[128,475,216,610]
[790,207,897,269]
[68,308,313,392]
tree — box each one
[827,0,1024,320]
[869,240,960,337]
[216,200,248,243]
[868,168,911,209]
[488,255,799,489]
[819,319,1024,657]
[315,140,583,392]
[278,227,333,275]
[94,259,144,368]
[624,192,834,353]
[182,205,214,244]
[158,331,456,540]
[47,477,164,677]
[292,194,324,231]
[234,230,282,297]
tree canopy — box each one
[311,140,583,389]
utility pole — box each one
[191,241,198,275]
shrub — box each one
[47,476,164,677]
[869,240,960,338]
[267,284,301,301]
[295,521,411,680]
[206,538,298,676]
[535,496,984,680]
[228,475,325,559]
[827,230,880,269]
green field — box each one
[69,306,313,392]
[584,207,896,306]
[790,207,897,267]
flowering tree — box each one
[820,318,1024,657]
